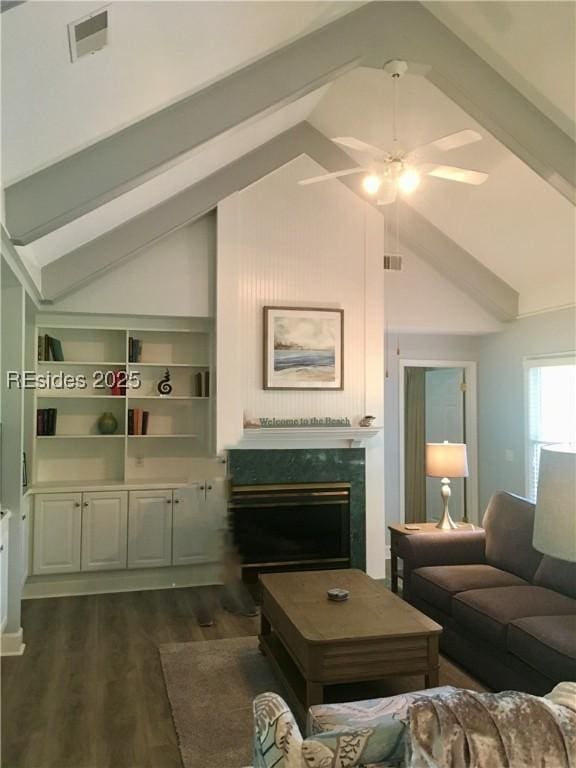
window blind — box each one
[524,354,576,501]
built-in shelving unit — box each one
[33,317,213,485]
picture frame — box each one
[263,306,344,390]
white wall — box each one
[385,246,502,335]
[217,155,386,577]
[49,214,215,317]
[477,306,576,511]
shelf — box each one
[127,395,208,400]
[127,434,198,439]
[238,426,383,448]
[36,395,126,400]
[36,435,125,439]
[127,362,209,368]
[37,361,125,366]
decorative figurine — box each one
[157,369,172,396]
[359,415,376,427]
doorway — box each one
[399,360,478,526]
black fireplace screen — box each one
[229,482,351,567]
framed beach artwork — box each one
[263,306,344,390]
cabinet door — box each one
[0,516,9,631]
[33,493,82,575]
[172,480,227,566]
[20,497,31,588]
[204,478,228,562]
[172,484,207,565]
[81,491,128,571]
[128,490,172,569]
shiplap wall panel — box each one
[219,155,381,431]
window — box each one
[525,355,576,501]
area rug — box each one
[160,636,487,768]
[159,636,283,768]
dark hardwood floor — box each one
[1,587,259,768]
[2,585,485,768]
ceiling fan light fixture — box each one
[362,174,382,195]
[398,167,421,195]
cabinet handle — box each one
[199,486,205,491]
[22,515,27,521]
[174,499,180,504]
[207,485,213,491]
[166,498,172,504]
[75,502,81,508]
[0,545,3,553]
[83,502,89,507]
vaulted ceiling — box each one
[1,1,574,317]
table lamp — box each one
[426,441,469,530]
[533,445,576,562]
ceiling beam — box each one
[6,1,574,245]
[42,122,518,321]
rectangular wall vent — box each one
[68,7,109,62]
[383,253,403,271]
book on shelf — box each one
[128,337,142,363]
[38,334,64,362]
[128,408,149,435]
[110,370,126,396]
[194,370,210,398]
[36,408,57,436]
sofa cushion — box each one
[533,556,576,599]
[452,586,576,650]
[508,615,576,683]
[483,492,542,582]
[411,565,529,615]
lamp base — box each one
[436,477,459,530]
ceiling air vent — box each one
[68,7,109,62]
[383,253,403,271]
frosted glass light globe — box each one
[362,174,382,195]
[398,168,421,194]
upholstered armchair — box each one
[253,687,455,768]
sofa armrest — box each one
[398,530,486,600]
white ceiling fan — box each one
[299,60,489,205]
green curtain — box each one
[404,367,427,523]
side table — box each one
[388,522,478,594]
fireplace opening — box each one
[229,482,351,575]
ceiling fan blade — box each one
[298,167,368,186]
[377,184,397,206]
[332,136,382,157]
[421,164,488,186]
[409,129,483,157]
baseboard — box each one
[1,627,25,656]
[23,563,223,599]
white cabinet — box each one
[33,493,82,575]
[81,491,128,571]
[0,512,10,632]
[20,497,31,588]
[128,490,172,569]
[172,480,227,566]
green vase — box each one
[97,411,118,435]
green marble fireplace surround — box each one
[227,448,366,569]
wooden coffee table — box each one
[259,569,442,721]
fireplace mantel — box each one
[237,426,382,449]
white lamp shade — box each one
[533,445,576,562]
[426,442,469,478]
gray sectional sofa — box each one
[399,491,576,694]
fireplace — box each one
[229,482,351,573]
